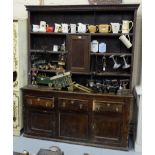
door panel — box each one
[92,114,123,144]
[59,112,88,140]
[67,35,90,72]
[25,109,56,137]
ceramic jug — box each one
[121,20,133,33]
[61,23,69,33]
[98,24,111,33]
[88,25,97,33]
[54,23,62,33]
[77,23,88,33]
[70,24,77,33]
[39,21,47,32]
[111,23,121,33]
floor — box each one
[13,135,141,155]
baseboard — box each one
[13,129,22,136]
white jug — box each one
[61,23,69,33]
[77,23,87,33]
[122,20,133,33]
[54,23,62,33]
[70,24,77,33]
[111,23,121,33]
[39,21,47,32]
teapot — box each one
[77,23,88,33]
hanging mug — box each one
[122,20,133,33]
[119,35,132,48]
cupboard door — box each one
[24,109,56,137]
[92,114,123,144]
[67,35,90,72]
[59,112,88,140]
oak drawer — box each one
[58,98,88,112]
[25,95,54,109]
[93,100,123,113]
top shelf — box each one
[30,32,133,36]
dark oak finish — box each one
[22,4,139,151]
[67,35,90,72]
[22,86,133,150]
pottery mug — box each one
[111,23,121,33]
[98,24,112,33]
[121,20,133,33]
[119,35,132,48]
[46,26,54,32]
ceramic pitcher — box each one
[121,20,133,33]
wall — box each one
[13,0,142,87]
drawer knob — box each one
[97,105,100,111]
[28,100,32,105]
[62,102,66,107]
[116,107,119,112]
[37,98,40,102]
[80,104,83,109]
[71,100,74,104]
[107,104,110,107]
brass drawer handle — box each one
[37,98,40,102]
[116,107,119,112]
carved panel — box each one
[13,21,19,90]
[13,91,19,128]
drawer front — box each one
[93,100,123,113]
[25,95,54,109]
[58,98,88,112]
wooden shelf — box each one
[72,71,131,77]
[30,32,67,35]
[30,32,133,36]
[95,72,131,77]
[30,49,68,54]
[90,52,132,56]
[90,33,133,36]
[31,69,56,73]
